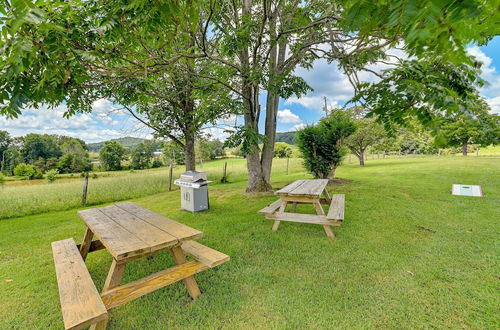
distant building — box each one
[153,151,163,158]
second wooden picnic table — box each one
[259,179,345,238]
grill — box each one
[174,171,211,212]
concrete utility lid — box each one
[452,184,483,197]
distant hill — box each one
[88,137,160,152]
[276,131,296,145]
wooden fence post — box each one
[81,172,89,206]
[286,157,289,175]
[168,163,174,192]
[221,161,228,183]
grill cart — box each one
[174,171,212,212]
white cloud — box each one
[486,96,500,114]
[285,47,407,111]
[92,98,115,113]
[277,109,302,124]
[466,46,500,113]
[291,123,306,131]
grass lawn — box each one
[0,157,498,328]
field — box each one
[0,156,499,328]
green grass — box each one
[0,158,303,219]
[0,157,498,328]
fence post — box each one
[286,157,289,175]
[476,148,479,157]
[168,163,173,192]
[81,172,89,206]
[221,161,228,183]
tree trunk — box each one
[359,152,365,166]
[184,133,196,171]
[462,142,468,156]
[327,166,336,179]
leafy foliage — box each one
[99,141,127,171]
[346,118,386,165]
[274,142,293,158]
[296,111,356,179]
[45,169,58,183]
[352,58,485,134]
[130,141,156,170]
[437,99,499,154]
[13,163,42,179]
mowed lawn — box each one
[0,157,498,328]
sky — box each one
[1,37,500,143]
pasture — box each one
[0,156,498,328]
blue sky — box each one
[1,37,500,143]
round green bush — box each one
[46,169,59,183]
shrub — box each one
[46,169,58,183]
[296,110,356,179]
[14,163,35,178]
[91,173,98,179]
[32,167,43,179]
[14,163,44,180]
[0,172,5,185]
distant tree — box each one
[130,141,155,170]
[55,136,88,152]
[58,153,91,173]
[162,141,185,166]
[438,101,499,156]
[0,130,12,173]
[22,134,62,163]
[99,141,127,171]
[274,142,293,158]
[345,119,386,166]
[296,111,356,179]
[151,158,163,168]
[2,143,23,175]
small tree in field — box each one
[99,141,127,171]
[345,120,386,166]
[438,100,499,156]
[274,142,293,158]
[130,141,155,170]
[296,111,356,179]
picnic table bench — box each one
[259,179,345,238]
[52,202,229,329]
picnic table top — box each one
[78,202,202,261]
[275,179,329,198]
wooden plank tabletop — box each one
[276,179,329,198]
[78,202,203,261]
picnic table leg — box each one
[313,201,335,238]
[272,201,288,231]
[89,319,108,330]
[170,246,202,299]
[323,189,332,204]
[79,227,94,261]
[102,259,126,292]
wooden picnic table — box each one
[52,202,229,329]
[259,179,345,238]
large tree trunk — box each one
[462,142,468,156]
[184,132,196,171]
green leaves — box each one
[351,57,485,135]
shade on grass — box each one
[0,157,498,328]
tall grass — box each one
[0,157,304,219]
